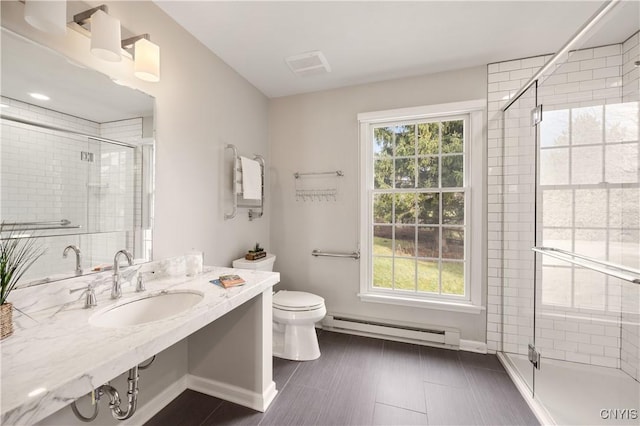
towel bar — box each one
[225,144,265,221]
[532,246,640,284]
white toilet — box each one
[232,254,326,361]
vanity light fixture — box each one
[73,5,122,62]
[23,0,67,35]
[122,34,160,82]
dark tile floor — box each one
[145,331,538,426]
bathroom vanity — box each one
[0,255,279,425]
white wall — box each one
[269,66,488,342]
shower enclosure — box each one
[493,1,640,424]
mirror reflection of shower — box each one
[0,96,154,286]
[0,27,155,288]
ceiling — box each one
[155,1,638,99]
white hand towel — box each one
[240,156,262,200]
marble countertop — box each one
[0,264,279,425]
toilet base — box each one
[273,322,321,361]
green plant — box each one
[251,242,264,253]
[0,223,46,305]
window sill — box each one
[358,292,485,314]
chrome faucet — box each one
[63,245,83,275]
[112,249,133,299]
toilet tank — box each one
[232,254,276,271]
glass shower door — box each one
[497,2,640,424]
[84,137,136,268]
[501,82,539,395]
[532,14,640,421]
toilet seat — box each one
[273,290,324,312]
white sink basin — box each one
[89,290,204,328]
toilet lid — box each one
[273,291,324,311]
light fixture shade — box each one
[90,9,122,62]
[24,1,67,35]
[134,38,160,82]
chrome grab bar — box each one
[532,246,640,284]
[312,249,360,260]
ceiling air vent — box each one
[285,50,331,77]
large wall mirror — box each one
[0,28,155,287]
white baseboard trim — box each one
[187,374,277,413]
[459,339,487,354]
[123,375,188,426]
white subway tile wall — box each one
[0,97,143,282]
[487,33,640,379]
[622,33,640,103]
[98,118,141,262]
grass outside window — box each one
[373,237,464,295]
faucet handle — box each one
[70,283,98,309]
[85,286,98,308]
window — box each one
[358,101,484,312]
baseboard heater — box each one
[323,314,460,348]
